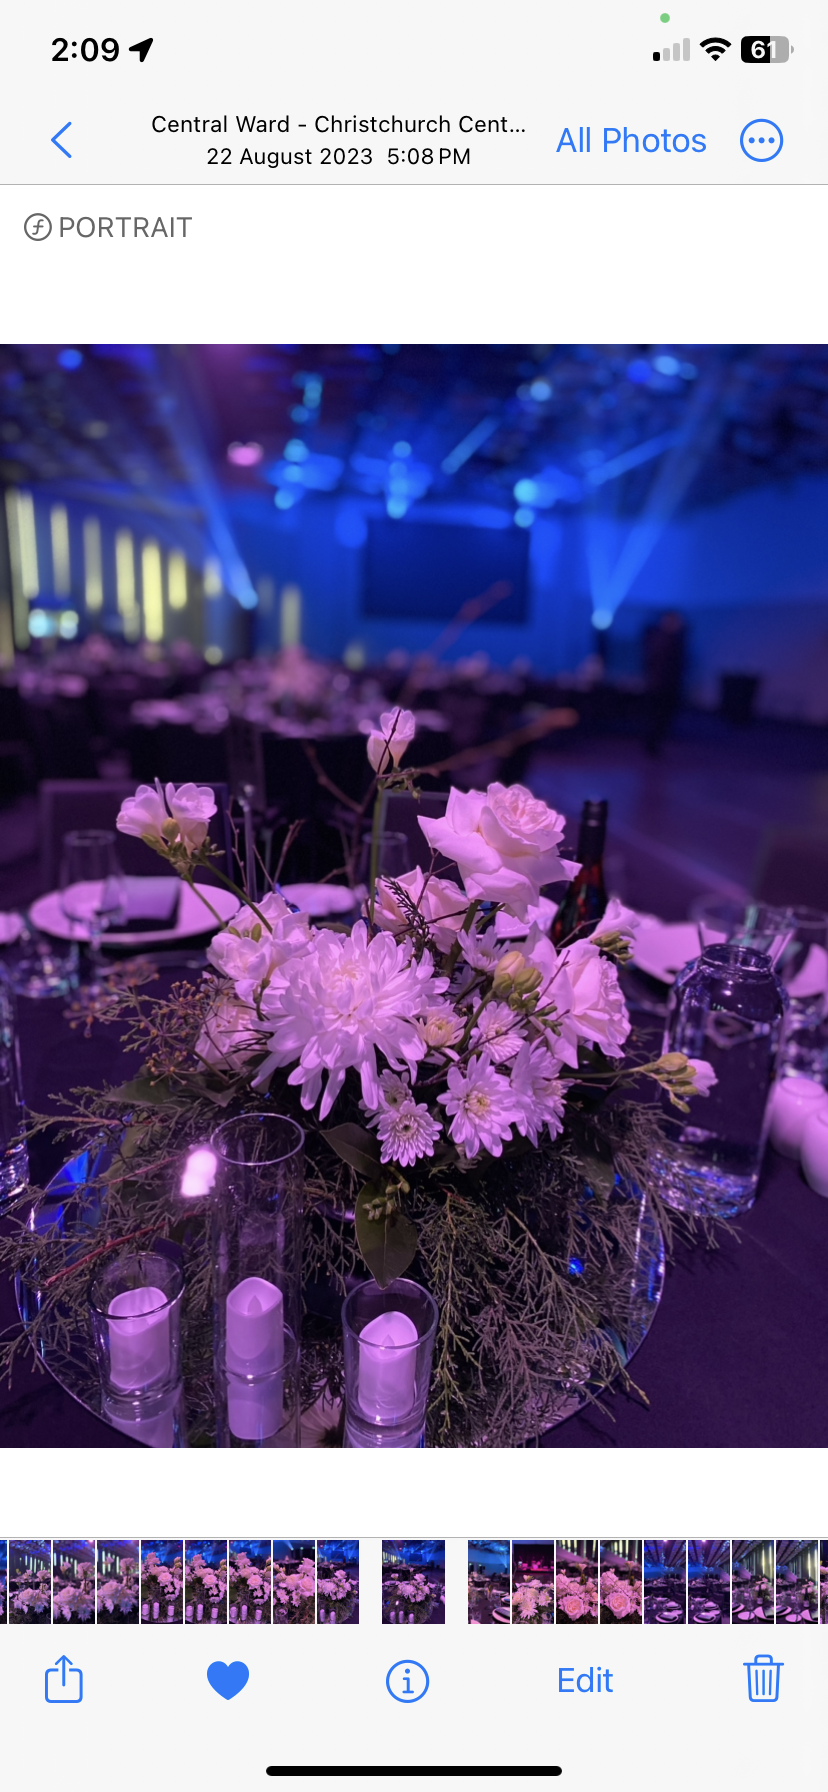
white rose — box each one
[164,781,216,851]
[373,866,467,954]
[195,990,263,1071]
[366,707,416,774]
[116,782,169,847]
[555,938,631,1062]
[419,783,570,919]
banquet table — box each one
[3,962,828,1448]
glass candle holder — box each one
[89,1252,184,1410]
[211,1112,304,1448]
[342,1276,438,1448]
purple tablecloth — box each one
[2,980,826,1449]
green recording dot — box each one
[660,11,670,19]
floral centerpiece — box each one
[6,707,714,1447]
[600,1565,643,1624]
[385,1570,439,1623]
[141,1550,183,1622]
[97,1554,139,1624]
[556,1566,601,1624]
[316,1566,358,1624]
[53,1556,96,1624]
[186,1549,227,1620]
[9,1562,51,1625]
[273,1557,316,1624]
[228,1548,272,1624]
[512,1577,554,1624]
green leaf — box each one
[321,1123,381,1180]
[355,1182,418,1289]
[107,1074,177,1107]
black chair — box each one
[38,779,234,893]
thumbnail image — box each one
[0,1540,6,1623]
[555,1541,599,1625]
[821,1543,828,1623]
[775,1541,818,1624]
[185,1540,228,1624]
[643,1541,686,1624]
[600,1541,642,1624]
[96,1540,140,1624]
[511,1540,555,1624]
[317,1541,358,1625]
[688,1541,730,1624]
[52,1539,96,1624]
[731,1541,775,1623]
[468,1540,512,1624]
[229,1541,272,1624]
[382,1541,445,1625]
[272,1540,316,1624]
[8,1540,51,1625]
[141,1540,183,1624]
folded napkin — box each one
[117,877,181,933]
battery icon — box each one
[741,35,792,62]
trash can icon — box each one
[744,1654,783,1703]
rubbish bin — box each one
[744,1653,783,1703]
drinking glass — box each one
[212,1112,304,1447]
[0,965,28,1211]
[59,829,127,988]
[359,830,410,890]
[689,895,793,964]
[651,942,787,1216]
[773,906,828,1077]
[342,1276,439,1448]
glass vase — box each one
[651,943,787,1216]
[211,1112,304,1447]
[342,1276,438,1448]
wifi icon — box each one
[700,35,731,59]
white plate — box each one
[280,882,357,918]
[631,920,703,985]
[30,881,240,947]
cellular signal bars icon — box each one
[653,38,690,61]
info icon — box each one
[386,1660,429,1704]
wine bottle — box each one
[550,798,608,945]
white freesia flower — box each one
[366,706,416,774]
[373,866,468,954]
[438,1051,522,1158]
[592,897,640,944]
[376,1098,442,1167]
[470,1000,526,1064]
[687,1057,718,1096]
[207,890,312,998]
[256,922,448,1117]
[165,781,216,851]
[509,1041,567,1145]
[116,779,216,855]
[419,782,571,919]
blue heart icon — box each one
[207,1660,250,1701]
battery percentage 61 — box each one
[741,36,792,62]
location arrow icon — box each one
[51,121,72,158]
[128,37,153,61]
